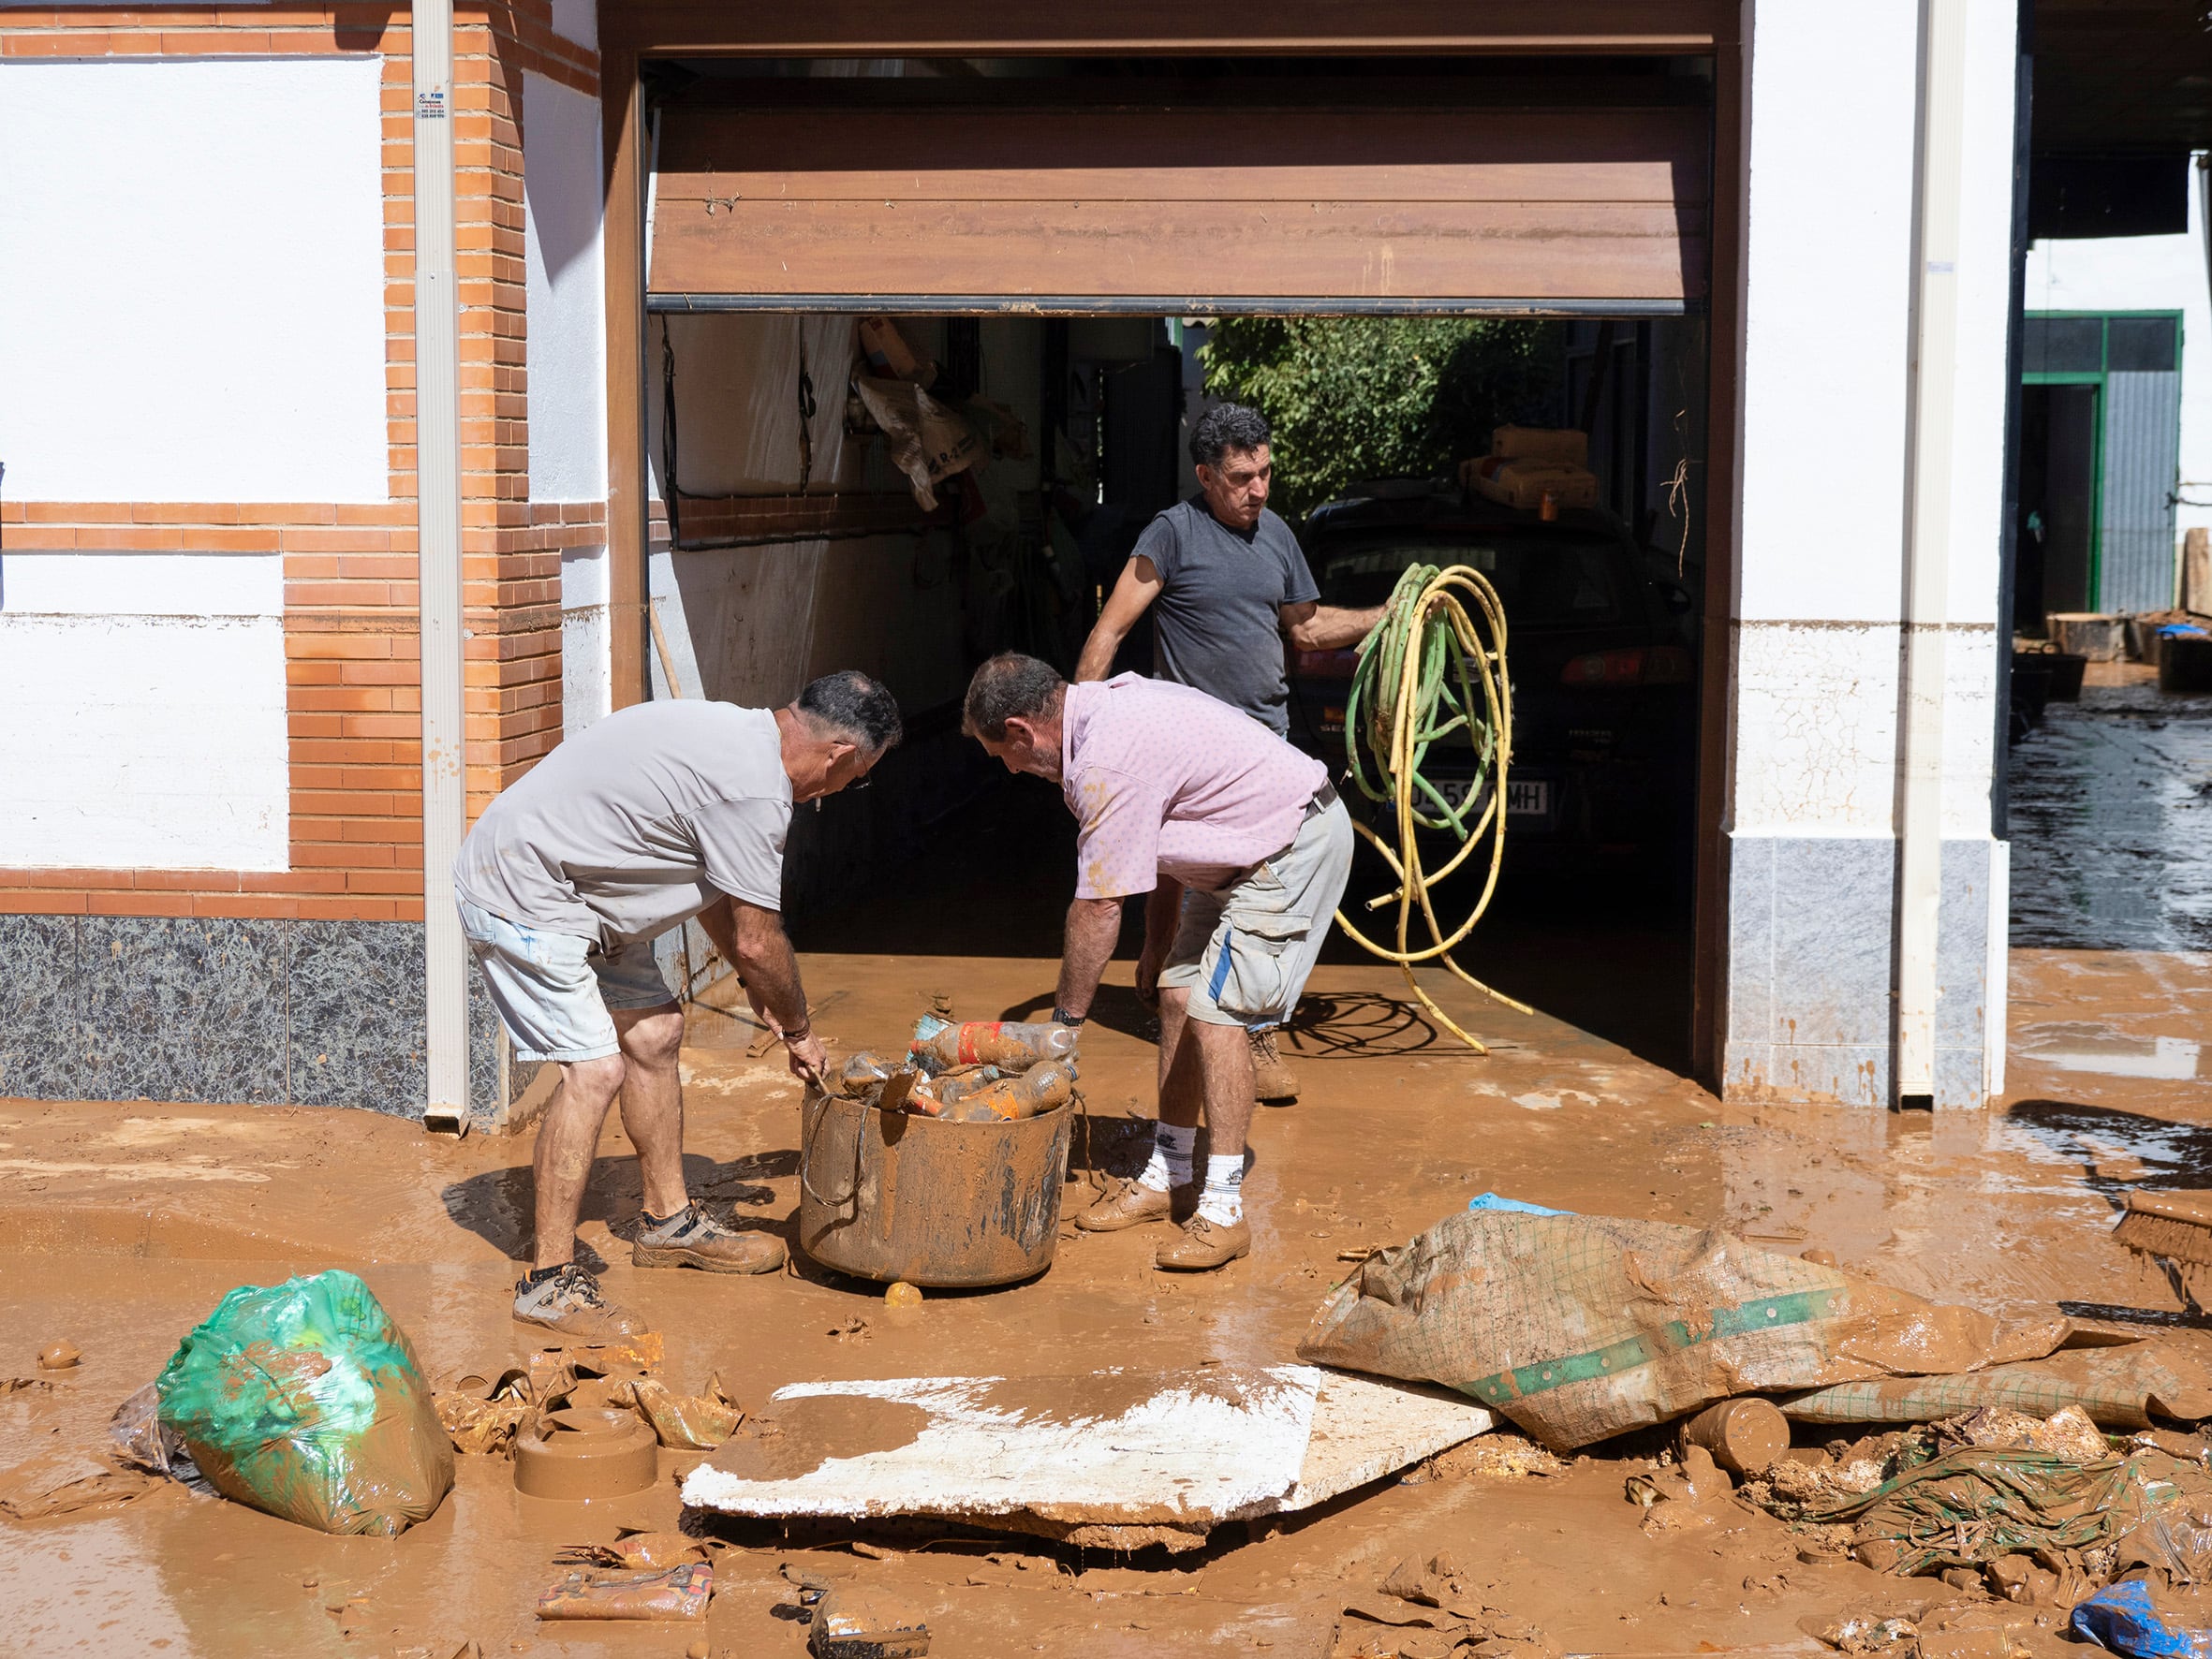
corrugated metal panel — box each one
[2099,369,2181,612]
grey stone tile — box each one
[1721,1038,1771,1101]
[288,920,427,1117]
[1769,838,1895,1048]
[1933,1046,1987,1109]
[1725,835,1776,1044]
[1764,1042,1890,1108]
[467,954,501,1114]
[80,918,288,1104]
[1936,838,1997,1052]
[0,914,83,1099]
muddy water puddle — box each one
[4,948,2211,1653]
[2009,677,2212,951]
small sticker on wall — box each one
[416,88,448,119]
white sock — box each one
[1138,1122,1198,1192]
[1198,1152,1245,1226]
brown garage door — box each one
[649,95,1709,315]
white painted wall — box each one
[561,546,611,738]
[549,0,597,51]
[1730,0,2016,836]
[0,58,388,504]
[2023,155,2212,551]
[0,554,288,869]
[524,70,608,505]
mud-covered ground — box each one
[2,681,2207,1656]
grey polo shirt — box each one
[453,700,790,949]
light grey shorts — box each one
[1158,790,1355,1030]
[457,898,677,1064]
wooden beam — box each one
[604,0,1730,55]
[602,49,650,712]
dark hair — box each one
[797,669,904,754]
[962,653,1066,742]
[1189,403,1271,469]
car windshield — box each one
[1316,535,1632,628]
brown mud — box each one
[3,944,2209,1654]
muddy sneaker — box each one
[512,1265,650,1339]
[1154,1212,1251,1271]
[632,1203,787,1275]
[1249,1028,1298,1105]
[1074,1177,1174,1233]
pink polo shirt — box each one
[1061,673,1329,899]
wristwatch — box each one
[1052,1006,1087,1027]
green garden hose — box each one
[1335,563,1532,1051]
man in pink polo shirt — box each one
[962,653,1354,1270]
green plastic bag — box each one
[155,1270,453,1536]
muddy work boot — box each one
[513,1264,650,1340]
[1074,1177,1174,1233]
[1155,1212,1252,1271]
[632,1203,787,1274]
[1249,1027,1299,1105]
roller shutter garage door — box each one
[648,93,1710,315]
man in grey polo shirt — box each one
[454,669,901,1338]
[1074,403,1381,1103]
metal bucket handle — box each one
[797,1085,863,1211]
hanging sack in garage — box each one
[852,374,984,511]
[156,1269,453,1534]
[1298,1209,2074,1450]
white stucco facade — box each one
[0,57,389,505]
[0,554,288,869]
[524,68,612,739]
[1722,0,2019,1106]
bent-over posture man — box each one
[454,670,902,1336]
[964,653,1353,1270]
[1074,403,1381,1104]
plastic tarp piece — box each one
[1805,1446,2212,1576]
[1298,1210,2073,1450]
[156,1269,453,1536]
[850,375,981,510]
[1780,1342,2212,1430]
[681,1365,1492,1549]
[2073,1581,2212,1659]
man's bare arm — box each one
[712,898,827,1082]
[1280,598,1386,653]
[1054,896,1125,1020]
[1135,879,1181,1008]
[1074,557,1165,683]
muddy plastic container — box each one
[796,1087,1074,1287]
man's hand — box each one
[785,1030,828,1088]
[1134,947,1163,1011]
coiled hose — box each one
[1335,563,1532,1051]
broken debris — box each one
[810,1587,932,1659]
[536,1562,711,1622]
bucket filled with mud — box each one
[797,1019,1078,1288]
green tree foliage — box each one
[1198,317,1566,521]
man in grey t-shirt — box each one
[1073,404,1381,1103]
[454,669,902,1339]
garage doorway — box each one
[628,57,1718,1070]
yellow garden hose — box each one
[1334,562,1532,1051]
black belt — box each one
[1306,781,1339,817]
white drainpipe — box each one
[1895,0,1969,1104]
[414,0,468,1128]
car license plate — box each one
[1505,779,1551,817]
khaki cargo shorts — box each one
[1158,788,1355,1030]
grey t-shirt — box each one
[1130,496,1320,737]
[453,701,790,948]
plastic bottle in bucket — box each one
[908,1017,1077,1073]
[838,1051,894,1099]
[922,1059,1077,1123]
